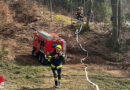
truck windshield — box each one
[52,43,61,48]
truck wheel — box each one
[41,54,45,64]
[32,48,37,57]
[41,54,48,65]
[38,53,42,62]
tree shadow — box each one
[14,54,48,66]
[21,86,55,90]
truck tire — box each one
[38,53,42,62]
[32,48,37,57]
[41,55,45,64]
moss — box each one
[55,15,71,24]
[70,22,92,34]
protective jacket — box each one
[48,50,65,69]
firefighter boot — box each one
[58,80,61,86]
[55,81,60,88]
[58,81,60,86]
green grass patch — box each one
[89,71,130,90]
[70,22,94,35]
[0,60,129,90]
[0,47,8,59]
[0,60,51,89]
[55,15,71,24]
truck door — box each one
[40,40,45,53]
[36,39,41,53]
[52,42,61,49]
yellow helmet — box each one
[56,45,62,50]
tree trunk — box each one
[118,0,121,39]
[86,0,93,30]
[50,0,53,21]
[111,0,121,51]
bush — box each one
[0,47,8,60]
[0,1,13,29]
[9,0,38,24]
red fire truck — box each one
[32,31,66,64]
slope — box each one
[0,0,130,90]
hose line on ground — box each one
[75,24,99,90]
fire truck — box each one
[32,31,66,64]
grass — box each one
[89,71,130,90]
[0,47,8,59]
[0,60,130,90]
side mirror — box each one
[35,33,39,37]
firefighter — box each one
[48,45,65,88]
[76,7,84,21]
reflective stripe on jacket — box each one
[51,64,62,69]
[49,50,65,67]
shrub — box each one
[0,1,13,29]
[0,47,8,60]
[9,0,38,24]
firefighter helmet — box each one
[56,45,62,50]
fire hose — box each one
[75,24,99,90]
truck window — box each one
[38,39,41,43]
[41,41,45,46]
[40,41,45,50]
[52,43,61,48]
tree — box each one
[86,0,93,28]
[111,0,121,51]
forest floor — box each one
[0,1,130,90]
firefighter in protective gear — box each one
[48,45,65,88]
[76,7,84,21]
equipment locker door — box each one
[36,39,41,53]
